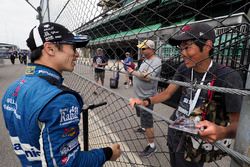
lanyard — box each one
[188,61,213,115]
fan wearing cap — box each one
[1,22,121,167]
[127,39,162,157]
[130,23,242,166]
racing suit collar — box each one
[26,63,64,84]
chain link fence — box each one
[63,70,171,167]
[38,0,250,166]
[63,66,234,167]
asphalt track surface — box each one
[0,60,24,167]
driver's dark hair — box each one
[30,44,63,63]
[30,46,43,63]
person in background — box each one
[22,51,28,65]
[121,52,134,88]
[10,49,16,64]
[2,22,121,167]
[130,23,242,166]
[18,51,23,64]
[127,39,162,157]
[93,48,108,89]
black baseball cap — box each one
[169,23,216,46]
[26,22,89,51]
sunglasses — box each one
[141,48,149,51]
[53,42,77,52]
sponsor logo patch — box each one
[60,106,79,126]
[62,127,78,137]
[61,155,68,165]
[10,136,41,161]
[38,70,60,80]
[60,138,79,155]
[25,66,36,75]
[4,98,20,119]
[61,147,79,165]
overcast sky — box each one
[0,0,39,49]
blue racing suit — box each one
[2,64,111,167]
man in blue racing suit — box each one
[2,22,121,167]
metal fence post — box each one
[82,102,107,152]
[231,65,250,167]
[82,109,89,151]
[46,0,50,22]
[25,0,43,23]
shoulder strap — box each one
[38,75,83,105]
[207,64,225,101]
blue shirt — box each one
[123,57,133,71]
